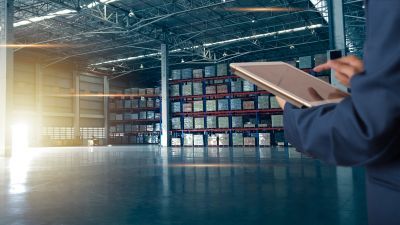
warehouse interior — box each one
[0,0,367,224]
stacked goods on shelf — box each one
[109,87,161,145]
[168,63,286,146]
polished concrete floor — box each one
[0,146,367,225]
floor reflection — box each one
[0,146,367,225]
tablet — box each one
[230,62,349,108]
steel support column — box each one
[0,0,14,156]
[103,76,109,145]
[328,0,347,91]
[73,71,80,143]
[35,64,43,147]
[160,43,170,147]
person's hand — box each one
[276,96,286,110]
[314,55,364,87]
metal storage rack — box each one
[169,65,287,147]
[109,91,161,145]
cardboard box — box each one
[124,100,131,108]
[192,82,203,95]
[146,99,154,108]
[217,133,230,146]
[171,138,181,146]
[232,116,243,128]
[243,100,255,110]
[271,115,283,127]
[259,133,271,146]
[218,99,229,111]
[232,133,244,146]
[217,84,228,93]
[194,118,205,129]
[183,134,194,146]
[193,100,204,112]
[207,116,217,128]
[231,80,242,92]
[206,85,216,94]
[146,111,154,119]
[146,88,154,95]
[193,69,203,78]
[110,113,116,121]
[146,124,154,132]
[208,135,218,146]
[206,100,217,111]
[270,96,280,108]
[182,103,192,112]
[172,117,181,130]
[182,83,193,96]
[171,69,181,80]
[217,63,228,76]
[243,80,255,92]
[182,68,193,79]
[139,111,146,119]
[218,117,229,128]
[170,84,180,96]
[116,114,123,121]
[205,66,216,77]
[139,88,146,95]
[244,137,256,146]
[194,135,204,146]
[184,117,194,129]
[230,99,242,110]
[172,102,181,113]
[139,98,146,108]
[258,95,270,109]
[131,113,138,120]
[154,87,161,95]
[131,99,139,108]
[123,113,131,120]
[124,124,132,133]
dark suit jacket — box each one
[283,1,400,224]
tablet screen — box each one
[236,63,348,102]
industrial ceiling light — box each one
[140,64,144,69]
[128,10,135,18]
[181,58,185,63]
[112,67,116,72]
[290,45,295,49]
[223,52,227,57]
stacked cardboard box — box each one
[131,113,138,119]
[231,80,242,92]
[230,99,242,110]
[172,117,181,130]
[154,87,161,95]
[139,98,146,108]
[206,100,217,111]
[155,113,160,119]
[217,84,228,93]
[182,68,193,79]
[258,95,270,109]
[217,133,230,146]
[271,115,283,127]
[232,133,244,146]
[208,135,218,146]
[243,100,255,110]
[217,63,228,76]
[205,66,216,77]
[131,99,139,108]
[184,117,194,129]
[172,102,181,113]
[183,134,194,146]
[182,83,193,96]
[232,116,243,128]
[244,137,256,146]
[155,99,161,107]
[299,56,313,69]
[154,123,161,131]
[139,88,146,95]
[218,99,229,111]
[192,82,203,95]
[124,100,131,108]
[116,114,123,121]
[243,80,255,92]
[218,117,229,128]
[146,125,154,132]
[171,69,181,80]
[194,118,205,129]
[259,133,271,146]
[193,100,204,112]
[116,124,124,132]
[146,88,154,95]
[182,103,192,112]
[110,113,116,120]
[194,135,204,146]
[207,116,217,128]
[171,138,181,146]
[147,111,154,119]
[193,69,203,78]
[139,111,146,119]
[124,124,132,132]
[116,100,123,109]
[170,84,180,96]
[146,99,154,107]
[123,113,131,120]
[270,96,280,108]
[206,85,216,94]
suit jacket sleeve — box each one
[283,0,400,166]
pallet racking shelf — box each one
[168,65,288,147]
[108,88,161,145]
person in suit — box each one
[276,1,400,224]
